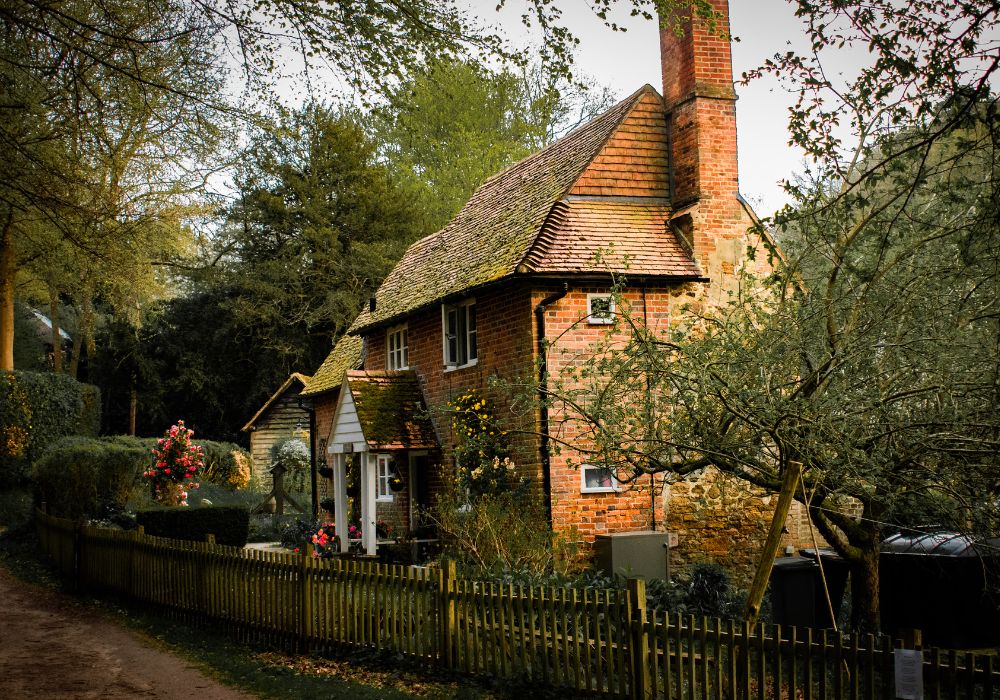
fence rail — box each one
[36,509,999,700]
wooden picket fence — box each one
[36,508,1000,699]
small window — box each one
[581,464,619,493]
[387,324,408,370]
[442,299,477,369]
[376,454,395,502]
[587,294,615,325]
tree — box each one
[543,102,1000,632]
[1,0,228,370]
[95,106,425,440]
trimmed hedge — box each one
[33,436,149,519]
[1,370,101,487]
[136,505,250,547]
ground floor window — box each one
[581,464,619,493]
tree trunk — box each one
[68,290,95,380]
[129,380,137,436]
[848,529,882,634]
[0,215,15,371]
[49,282,62,373]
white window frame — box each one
[581,464,620,493]
[386,324,408,370]
[375,453,395,502]
[587,293,616,325]
[442,299,477,370]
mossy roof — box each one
[241,373,310,432]
[346,370,438,450]
[300,334,363,398]
[350,84,680,334]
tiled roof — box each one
[520,198,701,276]
[350,85,666,334]
[300,334,363,397]
[347,370,438,450]
[241,373,310,432]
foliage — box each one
[136,505,251,548]
[1,0,229,372]
[0,370,100,486]
[200,442,253,490]
[33,436,152,520]
[449,390,526,499]
[145,421,204,506]
[430,482,580,577]
[0,371,31,460]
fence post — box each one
[628,576,651,700]
[438,559,457,668]
[300,544,314,651]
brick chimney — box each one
[660,0,739,209]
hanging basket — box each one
[389,474,405,492]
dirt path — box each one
[0,567,258,700]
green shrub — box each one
[136,505,250,547]
[33,436,150,519]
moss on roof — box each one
[301,334,363,397]
[350,85,661,334]
[346,370,437,450]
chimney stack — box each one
[660,0,739,209]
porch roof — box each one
[346,370,438,451]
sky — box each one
[482,0,813,217]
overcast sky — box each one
[483,0,812,217]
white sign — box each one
[894,649,924,700]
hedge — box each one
[1,370,101,487]
[136,505,250,547]
[33,436,150,519]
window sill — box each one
[376,496,395,503]
[581,487,619,494]
[443,359,478,373]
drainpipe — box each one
[535,282,568,526]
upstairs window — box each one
[387,324,408,370]
[587,293,615,325]
[442,299,477,369]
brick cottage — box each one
[285,0,817,577]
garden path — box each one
[0,566,257,699]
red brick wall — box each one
[540,284,677,543]
[360,283,541,505]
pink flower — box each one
[164,468,171,474]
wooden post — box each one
[628,577,651,700]
[745,460,801,626]
[438,559,457,668]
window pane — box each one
[467,304,477,360]
[589,296,613,322]
[584,466,614,489]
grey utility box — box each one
[594,531,675,581]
